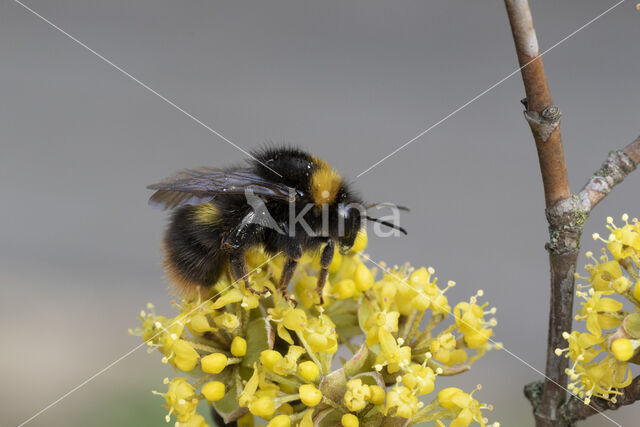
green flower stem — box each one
[226,357,243,366]
[236,302,249,335]
[411,406,451,424]
[623,291,640,309]
[185,340,224,354]
[296,331,325,375]
[414,322,456,349]
[407,310,426,344]
[399,310,418,341]
[340,336,359,354]
[320,395,344,411]
[273,393,304,407]
[265,371,302,389]
[192,374,215,389]
[412,313,443,347]
[203,329,231,349]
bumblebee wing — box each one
[147,167,296,210]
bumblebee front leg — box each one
[228,249,268,296]
[223,217,268,296]
[279,245,302,306]
[316,239,334,305]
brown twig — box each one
[504,0,640,425]
[504,1,572,425]
[504,0,569,207]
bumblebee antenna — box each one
[365,215,408,235]
[365,202,410,212]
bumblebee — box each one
[148,146,405,304]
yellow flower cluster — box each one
[557,215,640,404]
[132,231,498,426]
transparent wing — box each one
[147,167,296,210]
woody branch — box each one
[504,0,640,425]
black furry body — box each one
[152,147,362,299]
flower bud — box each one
[354,263,373,291]
[202,381,225,401]
[231,336,247,357]
[249,396,275,418]
[611,338,634,361]
[334,279,356,299]
[267,415,291,427]
[298,361,320,381]
[260,350,284,371]
[341,413,359,427]
[369,385,386,405]
[299,384,323,407]
[201,353,227,374]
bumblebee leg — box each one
[223,216,269,296]
[279,245,302,306]
[229,250,268,296]
[316,240,334,305]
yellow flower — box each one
[385,385,419,419]
[365,310,400,347]
[212,287,260,311]
[402,363,436,395]
[188,313,216,334]
[556,331,602,365]
[375,328,411,374]
[576,290,623,336]
[437,387,486,427]
[454,301,494,350]
[303,314,338,354]
[429,332,468,366]
[605,218,640,261]
[136,232,502,426]
[294,275,321,308]
[344,378,371,411]
[269,305,308,344]
[172,340,200,372]
[176,413,209,427]
[568,355,632,404]
[154,377,199,423]
[588,260,623,293]
[562,216,640,405]
[213,312,240,331]
[261,346,306,376]
[238,364,260,407]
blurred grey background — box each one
[1,0,639,426]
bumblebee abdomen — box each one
[163,203,227,294]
